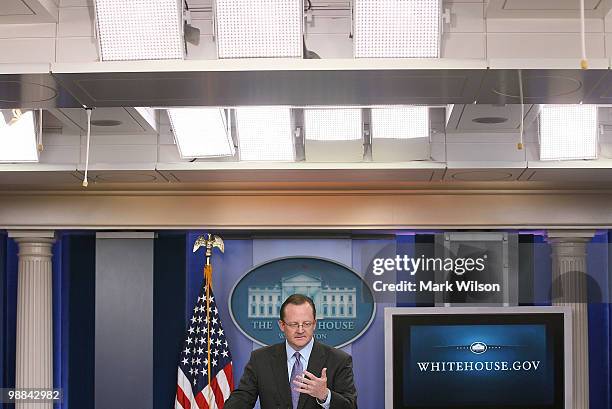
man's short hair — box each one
[280,294,316,321]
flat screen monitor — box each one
[384,307,572,409]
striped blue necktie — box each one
[290,352,302,409]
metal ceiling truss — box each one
[2,64,612,109]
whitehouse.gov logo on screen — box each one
[229,257,376,347]
[415,339,542,373]
[391,311,566,409]
[401,324,556,408]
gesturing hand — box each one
[292,368,328,401]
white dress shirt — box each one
[286,338,331,408]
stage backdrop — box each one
[0,231,611,409]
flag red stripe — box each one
[176,385,192,409]
[210,377,225,409]
[195,391,209,409]
[223,364,234,391]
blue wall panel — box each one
[52,235,66,409]
[351,238,396,409]
[67,233,95,409]
[154,233,187,409]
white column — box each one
[8,231,55,409]
[547,230,595,409]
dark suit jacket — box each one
[224,341,357,409]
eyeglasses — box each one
[283,321,314,330]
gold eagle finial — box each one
[192,234,224,265]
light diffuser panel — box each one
[236,108,294,161]
[539,105,598,161]
[168,108,234,158]
[371,106,429,139]
[354,0,441,58]
[94,0,184,61]
[304,109,362,141]
[135,107,158,131]
[0,110,39,163]
[215,0,302,58]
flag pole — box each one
[193,234,225,404]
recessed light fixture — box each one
[472,117,508,125]
[91,119,123,127]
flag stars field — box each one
[176,286,233,409]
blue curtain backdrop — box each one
[0,232,6,399]
[65,233,96,409]
[1,234,17,409]
[1,231,611,409]
[587,232,612,409]
[153,232,187,409]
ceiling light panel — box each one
[539,105,598,161]
[135,107,158,131]
[0,110,39,163]
[94,0,184,61]
[215,0,303,58]
[371,106,429,139]
[354,0,441,58]
[304,109,362,141]
[168,108,235,158]
[236,107,294,161]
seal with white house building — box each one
[229,256,376,347]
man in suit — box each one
[224,294,357,409]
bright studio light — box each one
[304,109,362,141]
[94,0,184,61]
[371,106,429,139]
[215,0,303,58]
[0,110,39,163]
[135,107,157,131]
[168,108,235,158]
[539,105,598,161]
[236,107,294,161]
[354,0,441,58]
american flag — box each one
[175,272,234,409]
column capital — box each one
[8,230,56,240]
[546,230,596,244]
[8,231,56,259]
